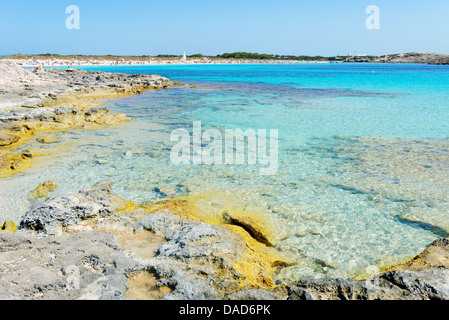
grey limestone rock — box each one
[0,230,140,300]
[8,181,449,300]
[20,180,127,235]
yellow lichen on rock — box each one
[223,210,274,247]
[39,86,159,109]
[125,270,173,300]
[1,221,18,233]
[0,151,34,177]
[0,69,179,181]
[142,197,287,289]
[0,107,131,178]
[0,131,21,147]
[37,136,58,144]
[224,223,285,288]
[116,201,139,214]
[383,238,449,273]
[31,180,58,200]
[142,199,210,223]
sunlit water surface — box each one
[2,63,449,282]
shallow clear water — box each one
[2,63,449,282]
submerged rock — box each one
[0,131,20,147]
[0,64,177,179]
[283,237,449,300]
[20,180,129,235]
[0,151,32,175]
[37,136,58,144]
[223,211,274,247]
[0,106,130,179]
[154,186,177,198]
[134,211,280,298]
[16,181,285,299]
[31,180,58,200]
[8,181,449,300]
[0,105,129,129]
[283,268,449,300]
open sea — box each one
[2,63,449,282]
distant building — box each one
[357,53,369,62]
[346,53,352,62]
[345,52,369,63]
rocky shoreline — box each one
[0,61,176,177]
[371,52,449,64]
[0,62,448,300]
[0,60,175,109]
[1,181,448,300]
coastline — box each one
[0,61,179,177]
[2,58,330,68]
[0,58,289,297]
[0,62,448,300]
[3,52,449,68]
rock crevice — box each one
[3,181,447,300]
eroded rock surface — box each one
[0,62,177,177]
[20,181,129,235]
[372,52,449,64]
[279,237,449,300]
[136,212,269,299]
[0,231,139,300]
[0,61,175,110]
[14,181,282,299]
[0,131,20,146]
[2,181,449,300]
[283,268,449,300]
[0,106,131,176]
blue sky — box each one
[0,0,448,56]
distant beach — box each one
[2,52,449,68]
[8,58,330,68]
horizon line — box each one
[2,51,448,58]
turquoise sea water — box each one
[2,63,449,282]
